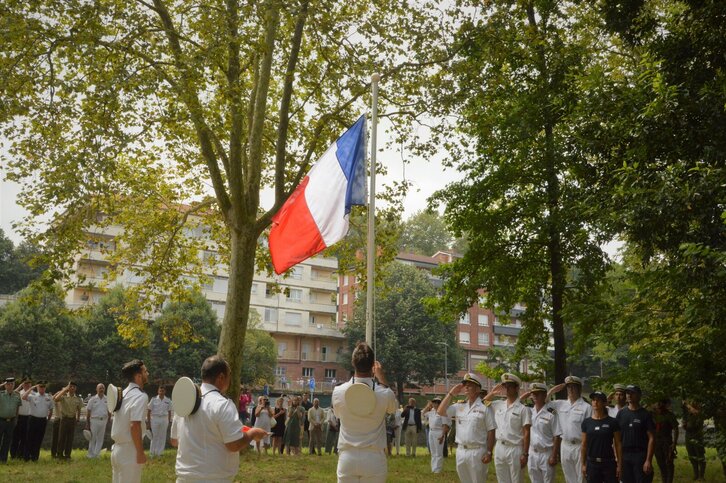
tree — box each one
[0,284,84,380]
[343,262,462,403]
[0,230,46,294]
[398,210,452,256]
[430,1,615,385]
[1,0,460,400]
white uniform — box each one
[548,398,591,483]
[529,405,561,483]
[147,395,172,456]
[332,377,397,482]
[491,399,532,483]
[446,398,497,483]
[424,408,450,473]
[607,405,623,418]
[393,408,402,455]
[86,394,109,458]
[175,382,245,482]
[29,392,54,418]
[110,383,149,483]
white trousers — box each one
[111,442,143,483]
[394,426,401,455]
[561,441,584,483]
[150,417,169,456]
[528,449,556,483]
[337,448,387,482]
[456,446,488,483]
[428,428,445,473]
[87,417,107,458]
[495,443,523,483]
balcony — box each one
[493,325,522,337]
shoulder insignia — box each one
[547,407,556,414]
[483,401,492,407]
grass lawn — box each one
[0,446,723,482]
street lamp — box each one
[436,341,448,393]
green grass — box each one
[0,446,723,482]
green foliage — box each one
[0,284,84,380]
[398,210,452,256]
[0,230,47,294]
[239,312,277,387]
[343,262,462,402]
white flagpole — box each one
[366,73,380,347]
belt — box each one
[91,416,107,420]
[533,446,551,453]
[588,457,615,463]
[460,444,484,450]
[564,439,581,445]
[498,440,520,447]
[0,417,15,422]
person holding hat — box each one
[53,380,83,460]
[438,372,497,483]
[422,397,450,473]
[520,382,562,483]
[10,377,33,460]
[608,384,627,418]
[26,381,54,461]
[547,375,592,483]
[0,377,21,463]
[111,360,150,482]
[483,373,532,483]
[86,383,110,458]
[332,342,397,482]
[616,385,655,483]
[580,391,622,483]
[171,355,267,482]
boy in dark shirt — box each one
[616,385,655,483]
[581,391,622,483]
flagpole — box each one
[366,73,380,348]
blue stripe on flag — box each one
[335,115,367,214]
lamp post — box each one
[436,341,448,393]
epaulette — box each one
[547,407,556,414]
[484,400,492,407]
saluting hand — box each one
[449,383,464,396]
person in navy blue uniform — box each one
[616,385,655,483]
[581,391,622,483]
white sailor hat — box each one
[564,375,583,386]
[530,382,548,393]
[501,373,522,386]
[461,373,483,389]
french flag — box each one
[269,116,367,274]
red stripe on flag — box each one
[269,176,327,274]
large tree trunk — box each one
[218,227,258,402]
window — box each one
[494,316,500,325]
[265,284,274,298]
[250,283,258,294]
[325,369,336,379]
[302,367,314,377]
[459,331,470,344]
[291,267,303,280]
[287,288,302,302]
[343,293,348,305]
[275,366,286,376]
[277,342,287,357]
[478,314,489,326]
[460,313,470,325]
[264,308,277,322]
[478,332,490,346]
[285,312,302,326]
[321,346,328,362]
[301,343,312,360]
[343,275,348,286]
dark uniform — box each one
[652,406,678,483]
[0,379,22,463]
[617,406,655,483]
[582,415,620,483]
[682,403,706,481]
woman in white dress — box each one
[253,396,273,454]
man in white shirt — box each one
[308,398,325,455]
[547,375,592,483]
[520,382,561,483]
[146,386,172,457]
[423,397,450,473]
[10,378,32,460]
[332,342,397,482]
[111,359,150,483]
[85,383,109,458]
[393,405,402,456]
[170,355,267,482]
[484,373,533,483]
[439,372,497,483]
[26,381,54,461]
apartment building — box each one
[66,221,347,392]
